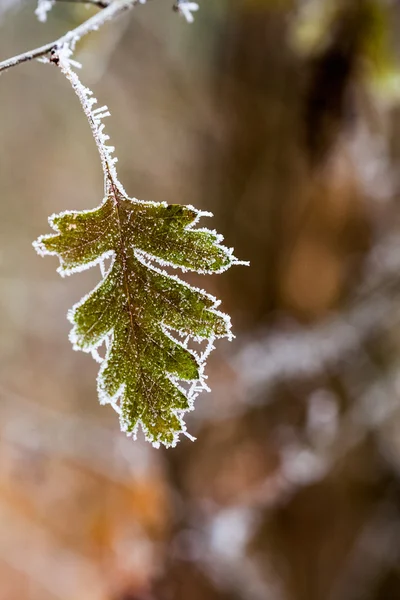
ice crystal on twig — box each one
[36,0,55,22]
[173,1,199,23]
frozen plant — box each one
[0,0,244,447]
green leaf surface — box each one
[35,184,237,447]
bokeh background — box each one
[2,0,400,598]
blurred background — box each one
[2,0,400,598]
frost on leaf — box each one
[34,51,241,448]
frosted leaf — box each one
[34,51,242,447]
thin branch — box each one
[54,0,110,7]
[0,0,134,75]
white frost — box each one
[35,0,54,22]
[175,1,199,23]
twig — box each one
[0,0,134,75]
[54,0,110,7]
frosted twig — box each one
[0,0,134,74]
[37,0,111,21]
[54,0,110,7]
[0,0,200,74]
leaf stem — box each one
[0,0,134,75]
[56,50,124,195]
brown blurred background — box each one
[2,0,400,598]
